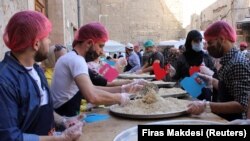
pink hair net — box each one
[3,10,52,52]
[204,20,236,43]
[73,22,109,47]
[240,42,248,47]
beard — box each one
[207,42,224,58]
[85,45,99,62]
[34,48,48,62]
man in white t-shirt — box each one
[51,22,145,116]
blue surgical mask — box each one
[192,42,203,52]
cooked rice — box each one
[112,97,191,115]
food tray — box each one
[151,81,176,88]
[118,74,155,79]
[109,104,187,119]
[158,88,188,98]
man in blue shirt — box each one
[0,11,82,141]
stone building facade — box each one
[189,0,250,44]
[0,0,34,59]
[0,0,78,59]
[0,0,185,59]
[81,0,185,44]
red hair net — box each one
[240,42,248,47]
[3,10,52,52]
[204,20,236,43]
[73,22,109,47]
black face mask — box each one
[207,41,224,58]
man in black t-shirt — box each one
[136,40,164,75]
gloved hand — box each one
[115,58,127,73]
[200,66,214,76]
[61,121,83,141]
[169,65,176,77]
[121,83,143,93]
[63,114,85,128]
[186,100,206,115]
[135,69,143,74]
[120,93,131,106]
[133,79,148,85]
[197,73,213,89]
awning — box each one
[104,40,125,52]
[237,17,250,29]
[237,17,250,24]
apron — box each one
[124,62,133,72]
[26,104,55,135]
[55,91,83,117]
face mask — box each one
[192,42,203,52]
[207,41,224,58]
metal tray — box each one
[113,120,224,141]
[151,81,176,88]
[109,104,187,119]
[158,88,188,98]
[118,74,155,79]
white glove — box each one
[61,121,83,141]
[169,65,176,77]
[115,58,127,73]
[132,79,148,85]
[63,114,85,128]
[200,66,214,76]
[186,100,206,115]
[120,93,131,106]
[121,83,143,93]
[197,73,213,89]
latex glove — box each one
[115,58,127,73]
[227,119,250,125]
[133,79,148,85]
[121,83,143,93]
[135,69,143,74]
[63,114,85,128]
[61,121,83,141]
[120,93,131,106]
[200,66,214,76]
[186,100,205,115]
[169,65,176,77]
[117,58,127,67]
[197,73,213,88]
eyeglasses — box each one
[54,45,67,52]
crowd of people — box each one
[0,10,249,141]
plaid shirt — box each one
[218,47,250,119]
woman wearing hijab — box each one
[172,30,216,101]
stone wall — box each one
[190,0,250,31]
[82,0,185,44]
[0,0,78,60]
[190,0,250,43]
[0,0,33,60]
[47,0,78,48]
